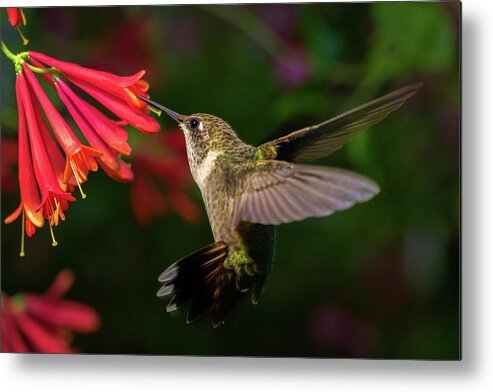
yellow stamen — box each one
[20,9,27,26]
[147,104,162,117]
[20,209,26,257]
[70,160,87,199]
[54,197,60,225]
[125,89,142,108]
[49,224,58,247]
[16,27,29,45]
[47,196,62,227]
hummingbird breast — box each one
[192,149,222,191]
[195,146,252,244]
[188,140,276,283]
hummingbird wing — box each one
[258,83,422,162]
[232,160,379,227]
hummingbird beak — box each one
[137,96,185,123]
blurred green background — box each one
[1,2,460,359]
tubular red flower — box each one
[56,79,132,156]
[68,75,160,134]
[26,55,141,145]
[14,311,72,353]
[32,63,129,178]
[6,8,29,45]
[4,74,44,254]
[100,159,134,183]
[17,71,75,230]
[24,60,76,191]
[7,8,26,28]
[33,89,76,192]
[23,64,102,191]
[29,51,150,111]
[45,269,74,298]
[1,270,101,353]
[1,295,29,352]
[25,295,100,333]
[57,83,122,173]
[28,56,56,88]
[4,45,162,250]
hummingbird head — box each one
[138,96,241,178]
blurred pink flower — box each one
[253,5,311,88]
[310,304,380,357]
[274,44,311,88]
[131,130,200,226]
[254,4,299,39]
[1,269,100,353]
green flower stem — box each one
[25,62,60,76]
[1,40,27,62]
[2,40,28,73]
[1,41,60,76]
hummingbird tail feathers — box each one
[156,241,241,326]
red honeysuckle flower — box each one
[4,82,44,255]
[6,8,26,28]
[23,64,102,193]
[101,158,134,183]
[29,57,133,181]
[57,83,123,174]
[29,51,157,116]
[27,57,136,143]
[1,269,100,353]
[56,79,132,156]
[67,75,160,134]
[17,71,76,243]
[6,8,29,45]
[3,42,161,252]
[33,89,77,193]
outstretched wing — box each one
[232,160,379,227]
[258,83,422,162]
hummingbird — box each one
[139,82,422,327]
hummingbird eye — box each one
[189,118,200,130]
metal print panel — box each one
[0,2,460,359]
